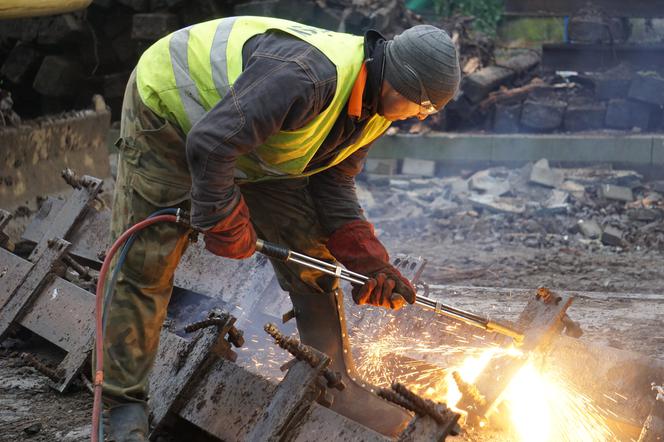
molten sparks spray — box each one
[354,326,616,441]
[502,361,615,441]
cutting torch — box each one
[255,239,524,344]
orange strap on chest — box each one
[347,62,368,118]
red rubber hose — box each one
[92,214,178,442]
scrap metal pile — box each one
[0,170,663,441]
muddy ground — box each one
[1,160,663,441]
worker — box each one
[104,16,459,441]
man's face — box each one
[377,80,431,122]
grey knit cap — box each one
[384,25,460,109]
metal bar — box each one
[0,238,71,340]
[289,250,369,281]
[269,243,525,343]
[28,176,102,262]
[287,257,366,285]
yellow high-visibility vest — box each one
[136,16,391,181]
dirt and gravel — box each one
[1,159,663,441]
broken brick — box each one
[599,184,634,202]
[576,219,602,239]
[529,159,564,188]
[601,226,623,246]
[468,170,511,196]
[462,66,515,103]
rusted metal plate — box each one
[21,197,66,245]
[149,316,240,436]
[293,404,390,442]
[20,276,94,354]
[67,207,110,264]
[245,360,324,441]
[179,359,276,441]
[0,238,70,340]
[0,247,32,308]
[28,177,102,261]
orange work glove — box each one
[326,220,416,310]
[204,196,257,259]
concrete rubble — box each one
[359,158,663,251]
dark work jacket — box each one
[186,29,387,233]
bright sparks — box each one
[503,362,615,442]
[354,330,616,442]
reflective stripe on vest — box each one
[136,16,391,181]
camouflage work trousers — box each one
[103,71,339,403]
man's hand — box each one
[327,220,416,310]
[352,266,415,310]
[204,196,257,259]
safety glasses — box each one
[403,64,438,115]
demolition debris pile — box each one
[360,158,664,252]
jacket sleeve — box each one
[186,45,335,230]
[308,145,372,236]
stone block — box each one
[599,184,633,202]
[364,158,397,175]
[605,99,655,130]
[628,72,664,106]
[591,64,632,100]
[601,226,623,246]
[520,99,566,132]
[131,13,180,41]
[627,208,661,222]
[498,52,540,72]
[493,102,521,133]
[401,158,436,177]
[462,66,515,103]
[563,102,606,132]
[576,219,602,239]
[32,56,84,98]
[0,44,42,85]
[529,158,564,188]
[536,189,569,215]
